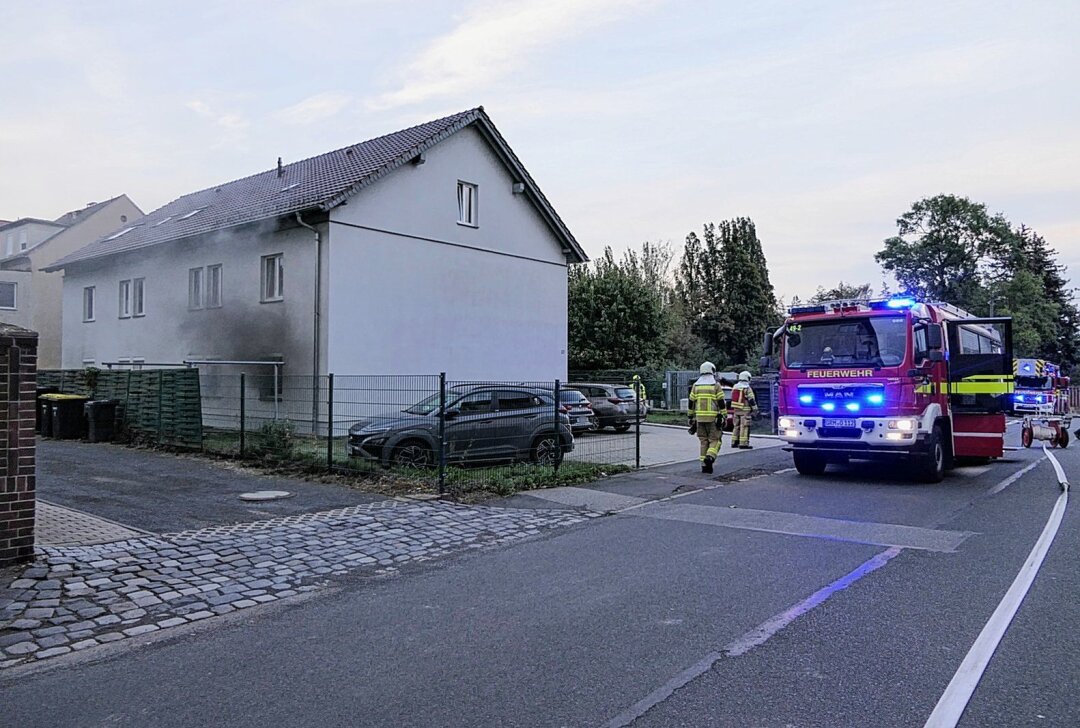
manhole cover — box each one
[238,490,294,502]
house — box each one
[46,108,588,407]
[0,196,143,367]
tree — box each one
[567,247,668,371]
[809,281,874,303]
[874,195,1012,311]
[674,218,779,368]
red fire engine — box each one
[762,298,1014,482]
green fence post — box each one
[554,378,563,476]
[239,373,246,457]
[326,373,334,472]
[635,379,641,469]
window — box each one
[18,230,28,251]
[177,208,203,221]
[456,391,493,414]
[0,282,15,309]
[83,286,96,322]
[457,181,477,226]
[497,391,542,411]
[4,233,12,256]
[119,280,132,318]
[133,278,145,316]
[913,327,929,364]
[261,254,283,301]
[189,268,204,309]
[207,264,222,308]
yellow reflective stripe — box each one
[915,375,1014,395]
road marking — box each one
[924,449,1069,728]
[604,455,1052,727]
[985,457,1044,496]
[604,547,903,727]
[635,502,974,552]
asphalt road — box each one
[4,425,1078,727]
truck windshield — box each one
[1015,376,1051,390]
[784,316,908,368]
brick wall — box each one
[0,324,38,566]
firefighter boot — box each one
[703,455,715,474]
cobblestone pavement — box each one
[0,500,596,669]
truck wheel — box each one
[793,451,827,476]
[1059,428,1069,449]
[917,426,945,483]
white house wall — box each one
[327,126,570,381]
[60,222,321,380]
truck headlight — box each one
[778,417,795,429]
[889,418,917,431]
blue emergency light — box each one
[885,297,916,309]
[845,402,860,412]
[799,394,814,404]
[867,393,885,404]
[822,402,836,412]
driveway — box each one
[35,439,385,535]
[569,422,783,467]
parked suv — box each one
[567,382,643,432]
[559,389,599,433]
[348,385,574,468]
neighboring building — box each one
[46,108,587,404]
[0,197,143,367]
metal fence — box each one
[196,373,640,495]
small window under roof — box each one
[281,183,300,192]
[153,216,173,226]
[177,208,204,221]
[105,226,136,240]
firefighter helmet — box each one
[700,361,716,375]
[739,371,752,382]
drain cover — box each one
[238,490,293,502]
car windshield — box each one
[560,390,588,404]
[784,316,908,368]
[1016,375,1051,390]
[614,387,636,399]
[402,392,446,415]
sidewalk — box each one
[1,500,595,669]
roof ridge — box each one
[160,107,484,208]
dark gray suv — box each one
[348,385,574,468]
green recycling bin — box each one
[85,400,120,442]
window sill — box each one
[260,297,284,304]
[456,221,479,229]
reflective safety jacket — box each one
[690,379,725,422]
[730,382,757,413]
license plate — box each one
[823,418,857,428]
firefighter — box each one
[730,370,758,449]
[689,361,725,473]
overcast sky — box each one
[2,0,1077,302]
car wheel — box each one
[793,450,827,476]
[916,426,945,483]
[531,434,560,465]
[613,423,630,433]
[390,440,433,469]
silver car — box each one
[566,382,643,432]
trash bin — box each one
[46,394,90,439]
[85,399,120,442]
[36,387,59,436]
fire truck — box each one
[1011,358,1070,416]
[761,298,1014,482]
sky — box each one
[2,0,1078,303]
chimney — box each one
[277,157,283,178]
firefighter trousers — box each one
[697,421,721,460]
[731,412,752,447]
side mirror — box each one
[760,355,773,371]
[927,323,943,350]
[443,408,460,420]
[928,350,945,363]
[762,331,774,356]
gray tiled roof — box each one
[47,107,584,270]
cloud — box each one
[369,0,659,109]
[274,91,353,125]
[186,100,250,131]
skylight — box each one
[281,183,300,192]
[177,208,204,221]
[153,216,173,226]
[105,226,136,240]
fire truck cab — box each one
[762,298,1014,482]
